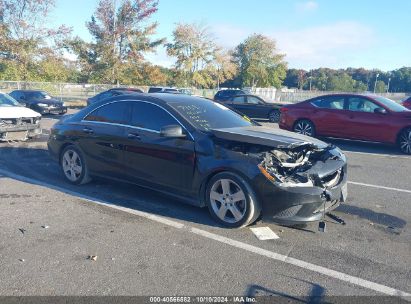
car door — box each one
[245,96,271,118]
[309,96,350,137]
[78,101,130,179]
[230,95,252,116]
[345,96,388,141]
[123,101,196,194]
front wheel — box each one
[293,119,316,137]
[60,145,91,185]
[206,172,261,228]
[398,128,411,154]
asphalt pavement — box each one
[0,113,410,300]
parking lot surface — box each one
[0,113,410,298]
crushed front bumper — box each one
[257,164,348,225]
[0,124,42,141]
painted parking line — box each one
[349,181,411,194]
[344,150,411,160]
[0,168,409,298]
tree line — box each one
[0,0,410,93]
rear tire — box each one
[398,128,411,154]
[60,145,91,185]
[206,172,261,228]
[268,110,280,123]
[293,119,316,137]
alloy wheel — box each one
[294,121,313,136]
[209,179,247,224]
[269,110,280,123]
[399,129,411,154]
[62,150,83,182]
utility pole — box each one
[373,73,379,93]
[387,77,391,93]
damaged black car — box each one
[48,94,347,228]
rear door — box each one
[123,101,195,194]
[79,101,130,179]
[345,96,388,141]
[310,96,350,137]
[230,95,251,116]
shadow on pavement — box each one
[0,146,219,228]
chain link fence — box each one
[0,81,407,106]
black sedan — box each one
[219,94,283,122]
[48,94,347,228]
[9,90,67,115]
[87,88,143,106]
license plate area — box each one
[5,131,28,141]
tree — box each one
[166,22,217,87]
[78,0,164,84]
[0,0,71,81]
[208,50,236,89]
[375,80,387,93]
[233,34,287,88]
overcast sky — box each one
[52,0,411,71]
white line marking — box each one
[0,168,410,298]
[344,150,411,160]
[349,181,411,194]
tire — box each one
[60,145,91,185]
[398,128,411,154]
[205,172,261,228]
[268,109,280,123]
[293,119,316,137]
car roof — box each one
[101,92,208,106]
[11,90,46,93]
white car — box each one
[0,93,42,141]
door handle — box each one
[128,133,141,140]
[82,127,94,134]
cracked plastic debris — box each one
[88,255,98,261]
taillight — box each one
[280,107,289,113]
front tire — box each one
[293,119,316,137]
[60,145,91,185]
[398,128,411,154]
[206,172,261,228]
[268,110,280,123]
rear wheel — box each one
[206,172,261,228]
[293,119,316,137]
[398,128,411,154]
[268,110,280,123]
[60,145,91,185]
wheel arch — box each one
[396,126,411,143]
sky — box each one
[51,0,411,71]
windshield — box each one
[0,94,21,107]
[374,96,408,112]
[169,98,253,131]
[27,91,51,99]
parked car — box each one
[279,93,411,154]
[9,90,67,115]
[401,96,411,110]
[214,89,246,102]
[87,88,143,106]
[219,94,283,122]
[148,87,179,93]
[0,93,42,141]
[48,94,347,228]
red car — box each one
[402,96,411,109]
[279,94,411,154]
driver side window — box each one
[348,97,381,113]
[247,96,262,104]
[131,102,178,132]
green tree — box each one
[374,80,387,93]
[0,0,71,81]
[233,34,287,88]
[166,22,217,87]
[73,0,164,85]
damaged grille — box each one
[0,117,37,127]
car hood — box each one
[211,126,328,149]
[0,106,41,118]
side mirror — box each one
[374,108,387,114]
[160,125,186,138]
